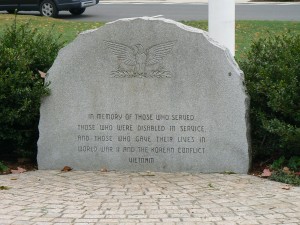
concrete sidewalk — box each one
[0,171,299,225]
[103,0,251,3]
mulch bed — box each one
[0,159,37,175]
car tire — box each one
[69,8,86,15]
[40,0,58,18]
[7,9,17,14]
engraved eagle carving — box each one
[104,40,176,78]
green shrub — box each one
[239,31,300,159]
[270,156,300,172]
[270,156,286,170]
[269,170,300,186]
[0,161,9,173]
[0,16,64,159]
[288,156,300,171]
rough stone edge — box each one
[81,17,244,77]
[105,16,252,172]
[57,17,252,173]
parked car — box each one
[0,0,99,17]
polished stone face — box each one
[38,17,250,173]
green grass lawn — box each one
[183,20,300,59]
[0,14,300,59]
[0,14,104,45]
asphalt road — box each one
[56,3,300,22]
[1,3,300,21]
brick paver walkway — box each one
[0,171,299,225]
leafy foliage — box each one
[0,16,64,158]
[270,155,300,171]
[288,156,300,171]
[269,170,300,186]
[239,32,300,159]
[270,156,286,170]
[0,161,9,172]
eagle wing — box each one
[104,41,136,66]
[146,41,176,66]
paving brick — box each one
[105,214,127,219]
[74,218,99,223]
[0,171,298,225]
[31,217,54,222]
[61,213,83,218]
[84,214,105,219]
[284,212,300,218]
[31,222,54,225]
[161,218,181,222]
[216,221,238,225]
[127,214,148,219]
[52,218,74,223]
[125,209,145,215]
[149,213,169,219]
[0,219,14,224]
[139,218,160,223]
[72,223,96,225]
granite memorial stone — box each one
[38,17,250,173]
